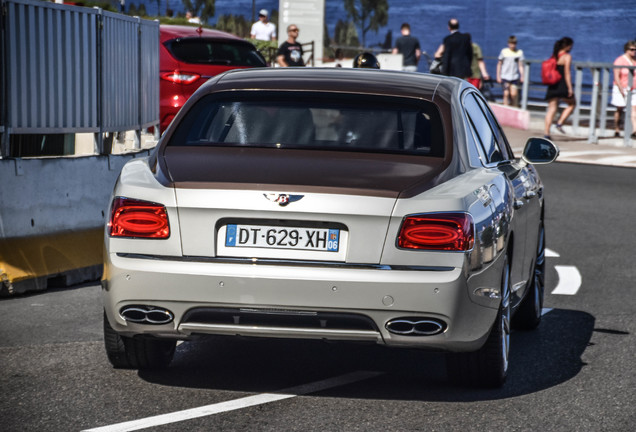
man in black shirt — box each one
[277,25,305,67]
[392,23,421,72]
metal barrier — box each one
[302,41,315,66]
[519,59,634,147]
[0,0,159,157]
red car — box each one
[159,25,267,132]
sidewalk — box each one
[503,125,636,169]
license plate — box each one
[225,224,340,252]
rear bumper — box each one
[103,253,499,352]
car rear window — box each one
[167,92,445,157]
[165,39,266,67]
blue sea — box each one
[133,0,635,67]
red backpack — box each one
[541,56,562,85]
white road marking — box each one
[551,265,582,295]
[593,155,636,165]
[545,248,560,258]
[82,371,382,432]
[559,150,623,157]
[541,308,553,316]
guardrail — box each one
[0,0,159,157]
[517,59,635,147]
[323,52,633,147]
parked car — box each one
[159,25,267,132]
[103,68,558,387]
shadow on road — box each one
[139,308,595,401]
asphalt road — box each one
[1,162,634,432]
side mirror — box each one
[520,137,559,166]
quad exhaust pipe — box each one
[385,318,446,336]
[120,306,174,325]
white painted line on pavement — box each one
[82,371,382,432]
[545,248,560,258]
[551,265,582,295]
[593,155,636,165]
[558,150,623,157]
[542,308,553,316]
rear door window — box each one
[472,93,514,160]
[463,93,505,164]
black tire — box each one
[103,312,176,369]
[446,255,511,388]
[513,223,545,330]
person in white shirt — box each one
[496,35,525,106]
[185,11,201,25]
[251,9,276,42]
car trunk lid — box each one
[162,147,445,263]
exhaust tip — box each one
[120,305,174,325]
[385,317,446,336]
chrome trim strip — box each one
[116,253,454,272]
[512,280,527,293]
[178,323,383,342]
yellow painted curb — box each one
[0,228,103,285]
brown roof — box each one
[204,67,453,101]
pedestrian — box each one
[392,23,421,72]
[439,18,472,79]
[466,33,490,89]
[250,9,276,42]
[277,25,305,67]
[611,40,636,138]
[496,35,525,106]
[185,11,201,24]
[543,37,575,139]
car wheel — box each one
[513,223,545,330]
[446,255,511,388]
[103,312,176,369]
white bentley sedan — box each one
[102,68,558,387]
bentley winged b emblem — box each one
[264,193,304,207]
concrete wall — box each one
[490,104,530,130]
[0,152,149,295]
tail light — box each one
[160,71,200,84]
[108,197,170,239]
[397,213,474,251]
